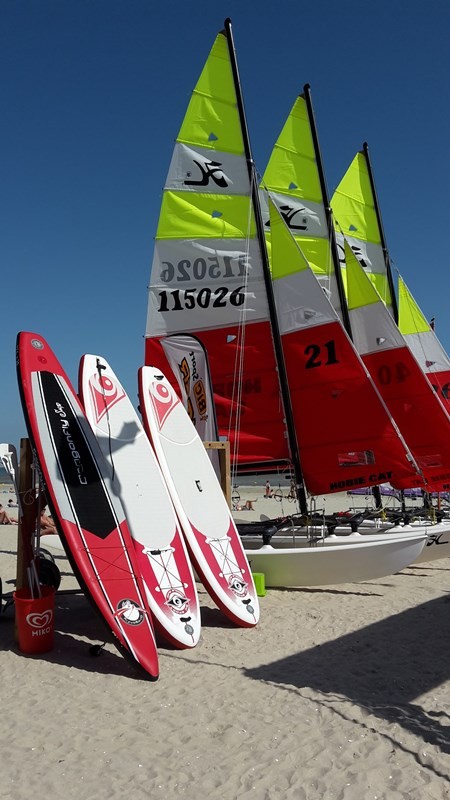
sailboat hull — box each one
[244,533,427,588]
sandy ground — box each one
[1,517,450,800]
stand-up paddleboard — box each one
[139,366,259,628]
[79,354,201,649]
[17,332,159,680]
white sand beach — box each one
[1,518,450,800]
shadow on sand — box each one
[0,590,153,681]
[245,591,450,760]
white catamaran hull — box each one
[243,520,450,565]
[244,533,427,588]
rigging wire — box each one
[227,174,253,485]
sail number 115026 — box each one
[157,286,245,312]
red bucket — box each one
[14,585,55,654]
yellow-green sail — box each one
[398,276,450,397]
[331,149,395,315]
[145,23,291,468]
[261,92,346,324]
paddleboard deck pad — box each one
[16,332,159,679]
[139,366,259,628]
[79,354,200,648]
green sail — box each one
[398,276,430,335]
[145,24,292,469]
[261,92,345,324]
[331,150,395,314]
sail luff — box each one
[224,19,307,512]
[303,85,352,337]
[362,142,399,323]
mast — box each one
[224,18,308,514]
[303,84,352,338]
[303,87,384,509]
[362,141,399,323]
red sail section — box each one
[145,320,290,467]
[280,318,421,495]
[363,346,450,492]
[429,370,450,410]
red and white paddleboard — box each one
[138,366,259,628]
[16,332,159,680]
[79,354,201,649]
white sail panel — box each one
[266,192,328,239]
[350,303,405,356]
[166,144,250,196]
[273,268,336,336]
[147,238,268,336]
[406,329,450,374]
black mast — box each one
[362,141,399,324]
[224,18,308,514]
[302,84,352,338]
[363,142,401,509]
[303,87,384,510]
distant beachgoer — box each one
[264,481,273,498]
[39,511,58,536]
[0,504,17,524]
[7,498,16,508]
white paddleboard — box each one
[139,366,259,627]
[79,354,201,649]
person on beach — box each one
[39,511,57,536]
[235,499,256,512]
[35,487,58,535]
[0,504,17,524]
[264,481,273,498]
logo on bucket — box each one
[26,609,53,636]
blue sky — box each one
[3,0,450,451]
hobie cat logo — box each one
[185,159,228,188]
[89,370,125,423]
[266,204,308,231]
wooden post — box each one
[203,441,231,508]
[16,438,37,592]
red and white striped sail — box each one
[145,25,290,470]
[398,277,450,412]
[346,245,450,492]
[269,199,422,496]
